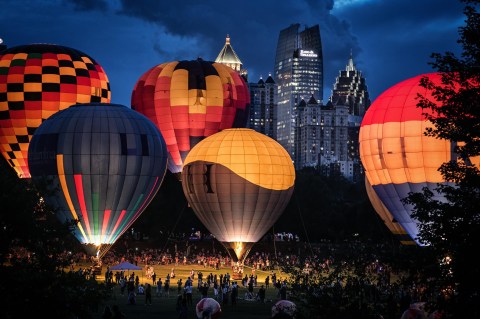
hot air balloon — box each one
[359,73,480,245]
[364,177,416,245]
[131,58,250,177]
[196,298,222,319]
[28,103,167,258]
[272,300,297,319]
[181,128,295,278]
[0,43,111,178]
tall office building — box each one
[294,53,369,181]
[295,96,322,169]
[296,97,351,176]
[317,100,352,178]
[248,74,276,138]
[329,52,370,116]
[325,53,370,182]
[274,24,323,160]
[215,34,248,81]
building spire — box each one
[215,34,248,80]
[346,49,355,72]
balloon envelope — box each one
[359,73,479,245]
[28,103,167,257]
[0,43,111,178]
[181,128,295,263]
[364,177,415,245]
[131,58,250,175]
[272,300,296,318]
[196,298,221,319]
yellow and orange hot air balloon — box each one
[131,58,250,177]
[0,43,111,178]
[181,128,295,277]
[359,73,479,245]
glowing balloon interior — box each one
[0,43,111,178]
[131,58,250,176]
[181,128,295,270]
[28,103,167,258]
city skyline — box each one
[0,0,464,106]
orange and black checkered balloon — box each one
[0,43,111,178]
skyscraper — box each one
[329,52,370,116]
[328,53,370,182]
[294,52,369,181]
[274,24,323,160]
[248,74,276,139]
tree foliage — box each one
[403,0,480,317]
[0,159,111,318]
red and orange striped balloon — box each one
[131,58,250,176]
[359,73,479,244]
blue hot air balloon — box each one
[28,103,168,258]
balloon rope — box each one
[272,225,278,261]
[294,190,315,258]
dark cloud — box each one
[58,0,361,100]
[113,0,359,100]
[1,0,464,104]
[65,0,109,11]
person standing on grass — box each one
[200,282,209,299]
[135,275,140,289]
[213,281,219,300]
[164,275,170,297]
[152,272,156,285]
[185,282,193,306]
[120,277,126,295]
[177,278,183,294]
[156,277,163,297]
[222,283,229,305]
[231,281,238,307]
[258,285,266,303]
[145,283,152,305]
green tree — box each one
[0,159,111,318]
[403,0,480,317]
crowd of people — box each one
[66,232,448,318]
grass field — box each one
[92,263,287,319]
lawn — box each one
[92,262,287,319]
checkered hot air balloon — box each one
[131,58,250,177]
[28,103,167,258]
[0,43,111,178]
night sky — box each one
[0,0,465,105]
